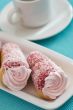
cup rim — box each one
[15,0,40,4]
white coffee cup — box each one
[8,0,50,28]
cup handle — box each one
[8,8,21,25]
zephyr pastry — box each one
[1,43,31,91]
[27,51,68,100]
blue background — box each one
[0,0,73,110]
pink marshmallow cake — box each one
[1,43,31,91]
[27,51,68,100]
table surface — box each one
[0,0,73,110]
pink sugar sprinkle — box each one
[2,43,29,69]
[37,71,49,90]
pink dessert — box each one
[27,51,68,100]
[2,43,31,91]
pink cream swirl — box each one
[42,71,68,99]
[3,66,31,91]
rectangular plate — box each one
[0,32,73,110]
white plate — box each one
[0,0,73,41]
[0,32,73,110]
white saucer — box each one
[0,0,73,41]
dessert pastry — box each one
[27,51,68,100]
[1,43,31,91]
